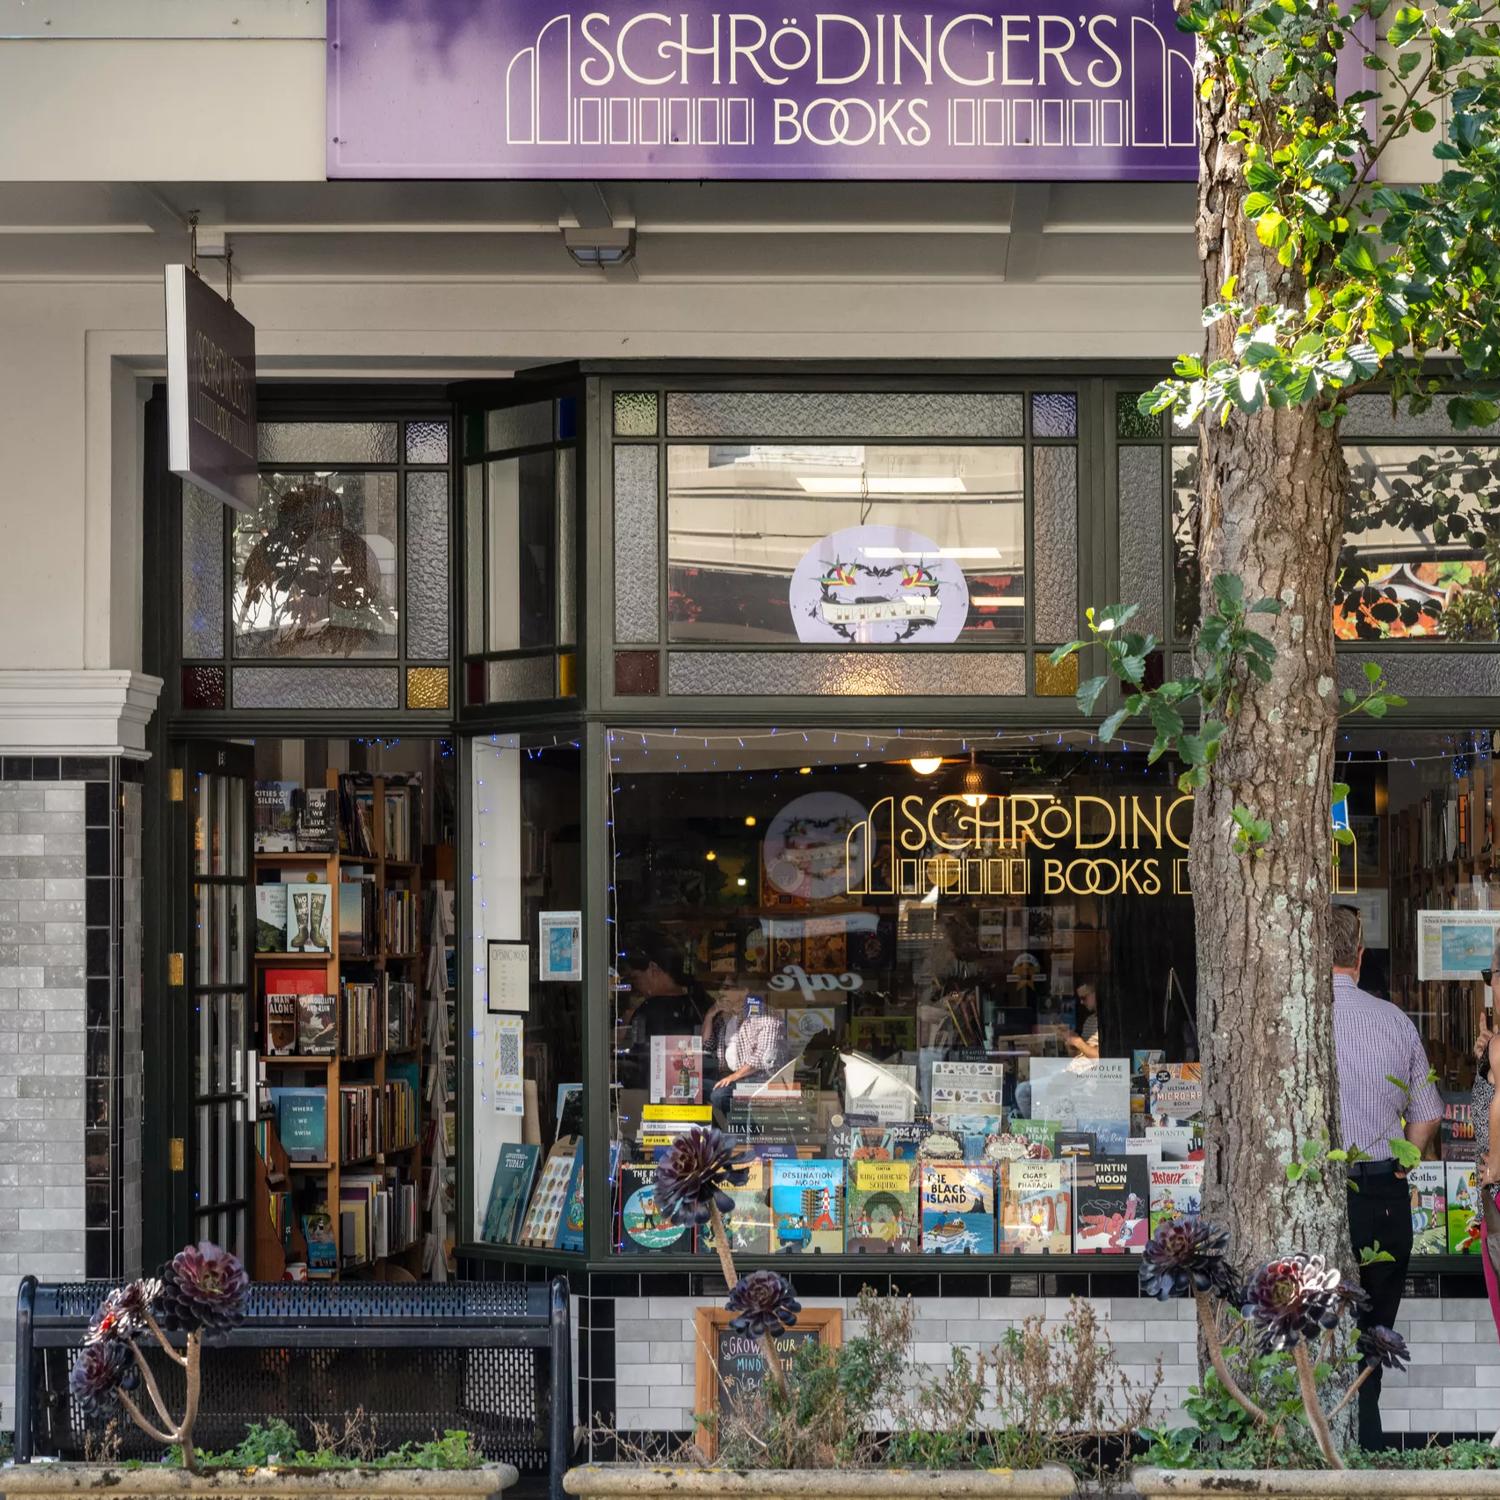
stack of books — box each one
[339,1083,382,1161]
[342,983,381,1056]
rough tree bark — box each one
[1190,46,1352,1274]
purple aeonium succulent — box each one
[654,1127,750,1229]
[1241,1253,1344,1352]
[726,1270,802,1339]
[1357,1325,1410,1372]
[86,1277,163,1347]
[1140,1217,1237,1301]
[69,1337,136,1415]
[154,1241,250,1334]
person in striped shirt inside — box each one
[1331,903,1443,1451]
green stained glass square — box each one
[1117,392,1163,439]
[614,391,658,436]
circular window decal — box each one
[762,790,868,902]
[788,523,970,645]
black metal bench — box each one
[14,1277,572,1500]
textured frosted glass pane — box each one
[614,391,658,436]
[1116,393,1162,439]
[614,445,659,643]
[1033,447,1078,642]
[666,651,1024,695]
[1118,447,1165,637]
[487,656,555,700]
[405,420,450,463]
[1171,447,1201,640]
[233,473,399,658]
[1031,393,1078,439]
[667,391,1023,439]
[465,463,484,654]
[231,666,399,709]
[405,470,450,658]
[182,484,224,658]
[1337,652,1500,696]
[485,401,553,453]
[1342,393,1500,438]
[257,423,398,464]
[558,447,577,647]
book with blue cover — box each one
[770,1158,845,1253]
[271,1086,327,1161]
[555,1141,587,1252]
[919,1163,997,1254]
[482,1142,540,1244]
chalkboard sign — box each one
[693,1307,842,1459]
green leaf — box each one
[1387,6,1425,46]
[1048,641,1085,665]
[1244,191,1276,218]
[1301,1139,1320,1162]
[1339,237,1379,276]
[1363,659,1383,683]
[1389,1138,1422,1169]
[1286,1161,1305,1183]
[1098,706,1131,743]
[1076,674,1110,715]
[1411,106,1437,133]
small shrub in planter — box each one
[69,1241,250,1472]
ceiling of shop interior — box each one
[0,179,1196,283]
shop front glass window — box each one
[666,446,1027,645]
[470,732,585,1251]
[607,728,1196,1257]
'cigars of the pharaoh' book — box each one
[1073,1155,1149,1253]
[1408,1161,1447,1255]
[997,1159,1071,1254]
[919,1162,996,1254]
[847,1159,918,1252]
[770,1159,845,1254]
[1149,1161,1204,1233]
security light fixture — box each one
[563,226,636,267]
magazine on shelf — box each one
[1073,1155,1149,1253]
[920,1162,997,1254]
[300,1210,337,1278]
[649,1034,704,1105]
[1408,1161,1447,1255]
[770,1158,845,1253]
[1055,1130,1096,1159]
[847,1159,918,1253]
[997,1159,1071,1254]
[1144,1124,1199,1166]
[1028,1058,1130,1153]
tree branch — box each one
[177,1333,203,1474]
[116,1389,176,1448]
[124,1337,176,1433]
[1328,1363,1377,1421]
[1196,1294,1270,1426]
[145,1312,188,1368]
[1293,1339,1344,1469]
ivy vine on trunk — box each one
[1058,0,1500,1279]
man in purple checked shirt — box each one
[1331,904,1444,1450]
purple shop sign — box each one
[327,0,1203,181]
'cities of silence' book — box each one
[919,1162,996,1254]
[770,1158,845,1254]
[998,1159,1071,1254]
[847,1159,918,1252]
[1073,1155,1149,1253]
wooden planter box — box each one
[1132,1466,1500,1500]
[0,1465,518,1500]
[563,1465,1078,1500]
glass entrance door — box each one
[176,742,253,1258]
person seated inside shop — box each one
[616,931,709,1089]
[701,978,788,1121]
[1065,981,1100,1059]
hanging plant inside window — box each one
[235,480,397,656]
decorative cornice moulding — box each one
[0,670,163,758]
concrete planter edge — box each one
[1131,1466,1500,1499]
[562,1464,1078,1498]
[0,1464,519,1499]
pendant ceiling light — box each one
[960,750,988,809]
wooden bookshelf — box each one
[252,768,426,1282]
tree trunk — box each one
[1191,46,1352,1275]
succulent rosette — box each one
[726,1270,802,1339]
[85,1277,162,1346]
[154,1241,250,1334]
[1140,1217,1237,1301]
[69,1336,136,1415]
[654,1127,750,1228]
[1356,1324,1410,1371]
[1241,1253,1343,1351]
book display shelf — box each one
[252,770,425,1282]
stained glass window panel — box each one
[232,473,400,659]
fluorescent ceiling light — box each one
[861,546,1003,560]
[797,476,966,495]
